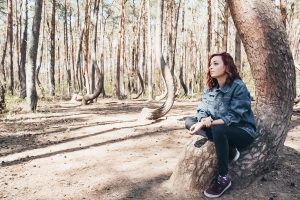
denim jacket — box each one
[195,79,257,138]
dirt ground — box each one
[0,99,299,200]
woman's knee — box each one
[185,117,198,130]
[211,124,228,139]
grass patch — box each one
[5,93,26,111]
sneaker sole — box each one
[233,149,240,162]
[203,181,232,198]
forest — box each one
[0,0,300,199]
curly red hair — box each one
[206,52,241,89]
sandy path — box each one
[0,100,299,200]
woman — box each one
[185,52,257,198]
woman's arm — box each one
[220,84,251,126]
[212,119,225,125]
[195,89,210,121]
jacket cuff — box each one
[221,116,231,126]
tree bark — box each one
[222,2,229,51]
[8,0,14,95]
[0,83,5,112]
[207,0,212,55]
[64,0,71,98]
[36,0,46,98]
[49,0,56,96]
[133,0,145,99]
[26,0,43,112]
[141,0,175,120]
[179,0,188,96]
[0,34,7,86]
[235,31,241,73]
[146,0,153,101]
[16,0,21,94]
[19,0,28,99]
[72,61,104,105]
[70,7,76,92]
[99,0,107,98]
[83,0,91,95]
[171,0,181,96]
[168,137,217,193]
[76,29,84,92]
[116,0,126,99]
[227,0,295,181]
[169,0,296,192]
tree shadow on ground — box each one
[94,174,174,200]
[0,118,154,156]
[0,120,182,167]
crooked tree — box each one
[168,0,296,193]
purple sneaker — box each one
[204,174,231,198]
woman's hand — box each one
[189,121,205,135]
[201,116,213,128]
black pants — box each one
[185,117,254,176]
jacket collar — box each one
[219,84,230,93]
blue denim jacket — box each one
[195,79,257,138]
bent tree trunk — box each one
[179,65,188,96]
[26,0,43,112]
[141,0,175,120]
[168,0,295,193]
[72,61,104,105]
[82,61,104,105]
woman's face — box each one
[209,56,226,78]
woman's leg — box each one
[204,125,254,197]
[211,124,254,176]
[184,117,213,139]
[184,117,198,130]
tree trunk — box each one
[0,32,7,86]
[8,0,14,95]
[133,0,145,99]
[72,61,104,105]
[99,0,107,98]
[222,2,229,51]
[36,0,46,98]
[83,0,91,95]
[179,0,188,96]
[141,0,175,120]
[64,0,71,98]
[168,137,217,193]
[235,31,241,73]
[0,83,5,112]
[146,0,153,101]
[70,7,76,92]
[26,0,43,112]
[228,0,295,180]
[82,62,104,105]
[16,0,21,94]
[207,0,212,55]
[49,0,56,96]
[171,0,181,96]
[179,66,188,96]
[19,0,28,99]
[76,29,84,92]
[116,0,126,99]
[168,0,296,192]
